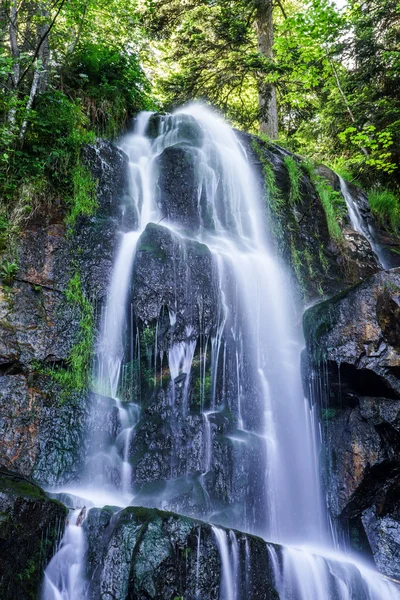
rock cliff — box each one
[304,269,400,578]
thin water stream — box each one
[339,175,388,268]
[42,105,400,599]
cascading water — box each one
[43,506,88,600]
[43,104,400,599]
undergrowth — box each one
[66,163,98,229]
[302,160,346,243]
[368,188,400,233]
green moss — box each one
[192,370,211,411]
[284,156,302,205]
[302,160,346,243]
[368,188,400,233]
[319,244,330,275]
[290,240,305,293]
[251,138,286,257]
[40,270,94,400]
[66,162,98,229]
[322,407,337,422]
[0,475,46,500]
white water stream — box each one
[43,105,400,599]
[42,508,88,600]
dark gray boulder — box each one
[132,222,220,343]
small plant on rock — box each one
[1,261,18,285]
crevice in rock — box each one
[341,461,400,519]
[14,277,64,294]
[0,362,24,376]
[327,360,400,404]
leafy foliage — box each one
[63,42,153,137]
[0,0,154,228]
[142,0,400,191]
[66,163,98,229]
[1,260,18,284]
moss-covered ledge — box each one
[0,468,67,600]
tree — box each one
[143,0,283,136]
[0,0,152,203]
[254,0,278,138]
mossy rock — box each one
[0,468,67,600]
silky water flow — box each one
[43,105,400,599]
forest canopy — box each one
[0,0,399,212]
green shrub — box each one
[64,42,154,137]
[0,91,94,203]
[368,188,400,232]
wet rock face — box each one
[303,269,400,575]
[0,374,88,485]
[132,223,220,343]
[0,468,67,600]
[84,140,135,230]
[362,503,400,580]
[341,227,380,282]
[0,140,128,485]
[155,146,202,231]
[83,505,279,600]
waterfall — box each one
[43,104,400,599]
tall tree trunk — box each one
[37,2,50,92]
[255,0,278,139]
[8,0,20,128]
